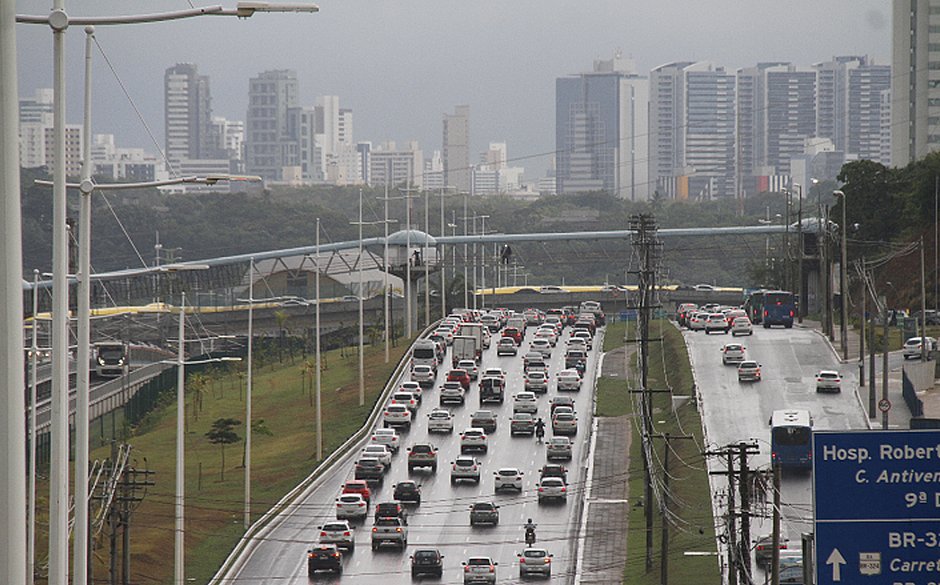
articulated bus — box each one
[770,409,813,471]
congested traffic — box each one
[306,301,606,581]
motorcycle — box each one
[525,527,536,546]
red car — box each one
[341,480,372,504]
[502,327,523,344]
[447,369,471,390]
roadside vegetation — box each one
[599,318,720,584]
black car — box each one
[469,501,500,526]
[354,457,385,482]
[394,480,422,504]
[410,548,444,578]
[540,463,568,483]
[374,501,408,524]
[307,544,343,575]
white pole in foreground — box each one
[175,292,187,585]
[49,2,70,582]
[1,1,27,581]
[358,190,366,406]
[28,270,39,585]
[383,187,390,363]
[425,189,430,327]
[73,25,94,585]
[315,219,322,460]
[244,258,254,529]
[440,186,446,319]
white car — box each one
[534,328,557,347]
[556,369,581,392]
[731,317,753,336]
[457,359,479,381]
[493,467,524,492]
[815,370,842,393]
[427,408,454,433]
[370,428,400,452]
[319,520,355,551]
[360,444,392,468]
[390,391,418,413]
[537,476,568,503]
[566,337,588,352]
[481,367,506,381]
[903,336,938,359]
[496,337,518,356]
[460,428,488,453]
[451,456,481,484]
[721,343,746,365]
[512,391,538,414]
[524,370,549,394]
[530,338,553,357]
[704,313,730,334]
[399,381,424,402]
[411,365,436,388]
[439,381,466,405]
[462,556,498,584]
[335,493,369,520]
[570,330,593,349]
[546,436,572,461]
[434,327,455,344]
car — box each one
[407,443,439,472]
[469,501,500,526]
[434,327,455,345]
[754,534,788,568]
[411,364,437,388]
[497,336,518,356]
[479,376,506,404]
[480,314,501,332]
[307,544,343,575]
[391,391,419,413]
[384,404,413,429]
[731,316,753,336]
[694,283,716,291]
[355,457,386,482]
[533,328,557,347]
[737,360,762,382]
[556,369,582,391]
[539,463,568,483]
[705,313,730,334]
[462,556,498,584]
[411,548,445,578]
[341,480,372,503]
[460,428,488,453]
[566,337,588,352]
[721,343,746,365]
[447,369,471,390]
[550,395,576,416]
[537,476,568,503]
[570,329,593,349]
[677,303,698,327]
[440,381,466,405]
[565,349,588,371]
[393,480,422,504]
[510,412,536,436]
[513,391,538,414]
[481,367,506,381]
[816,370,842,393]
[518,547,553,578]
[451,456,481,484]
[530,338,553,357]
[399,380,424,402]
[469,410,498,433]
[903,336,938,359]
[319,520,355,551]
[371,515,408,550]
[374,501,408,524]
[361,444,392,469]
[371,428,400,453]
[502,327,523,345]
[546,437,572,461]
[524,370,549,394]
[427,408,455,433]
[493,467,524,492]
[335,493,369,520]
[523,351,546,370]
[688,312,708,331]
[457,359,479,381]
[552,411,578,435]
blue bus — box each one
[770,409,813,470]
[761,290,796,328]
[744,289,768,324]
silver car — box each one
[319,520,355,551]
[546,437,572,461]
[427,408,454,433]
[537,476,568,503]
[518,548,553,577]
[451,456,481,484]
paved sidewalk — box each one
[577,345,631,584]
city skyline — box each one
[13,0,888,179]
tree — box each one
[205,418,242,481]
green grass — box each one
[35,338,411,585]
[598,319,719,585]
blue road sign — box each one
[814,430,940,585]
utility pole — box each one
[704,441,758,585]
[737,442,759,582]
[859,260,866,388]
[653,433,694,585]
[771,463,781,585]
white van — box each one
[411,339,439,371]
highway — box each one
[684,323,870,570]
[222,318,602,584]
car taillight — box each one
[464,566,471,573]
[519,557,526,564]
[320,531,327,537]
[372,527,377,532]
[358,502,365,507]
[538,487,544,492]
[333,552,341,558]
[546,557,551,563]
[396,527,402,533]
[308,553,315,559]
[343,531,350,536]
[561,486,567,492]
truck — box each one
[479,377,505,404]
[457,322,487,355]
[452,335,479,366]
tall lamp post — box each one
[315,219,322,459]
[794,183,804,323]
[833,190,848,360]
[244,258,255,530]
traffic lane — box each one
[237,324,598,584]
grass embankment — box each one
[37,338,410,585]
[597,319,720,585]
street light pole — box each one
[834,191,848,360]
[28,270,39,585]
[425,189,430,327]
[358,190,365,406]
[795,183,803,323]
[383,184,390,363]
[244,258,254,530]
[315,219,322,460]
[175,292,187,585]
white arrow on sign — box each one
[827,548,846,582]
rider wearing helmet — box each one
[534,417,546,437]
[524,518,537,544]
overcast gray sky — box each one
[15,1,889,179]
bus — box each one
[761,290,796,329]
[94,341,128,378]
[770,409,813,470]
[744,289,768,324]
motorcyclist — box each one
[524,518,537,545]
[534,418,546,442]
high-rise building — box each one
[424,150,444,191]
[368,141,423,188]
[443,105,470,193]
[19,88,53,125]
[555,54,649,200]
[650,61,735,200]
[892,0,940,166]
[164,63,225,164]
[246,69,299,182]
